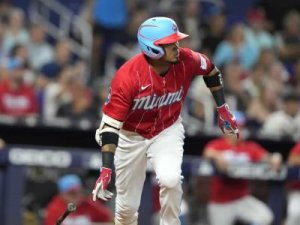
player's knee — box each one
[157,173,182,189]
[264,212,273,225]
[116,205,136,217]
[252,209,273,225]
[115,217,137,225]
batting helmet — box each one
[137,17,189,59]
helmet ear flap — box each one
[147,46,159,54]
[139,41,164,59]
[147,45,164,58]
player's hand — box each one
[215,154,229,172]
[269,153,282,172]
[217,103,239,138]
[92,167,113,201]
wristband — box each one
[102,151,114,169]
[212,88,226,107]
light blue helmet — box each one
[137,17,189,59]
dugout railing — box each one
[1,145,300,225]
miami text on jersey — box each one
[132,86,183,110]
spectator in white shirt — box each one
[260,92,300,141]
[2,8,29,54]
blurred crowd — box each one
[0,0,299,140]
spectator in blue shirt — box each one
[213,23,259,70]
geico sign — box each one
[8,148,72,168]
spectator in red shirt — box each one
[0,56,38,116]
[203,112,282,225]
[286,142,300,225]
[44,174,113,225]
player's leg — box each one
[236,195,273,225]
[208,202,236,225]
[147,118,185,225]
[114,130,148,225]
[286,191,300,225]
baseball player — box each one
[203,118,282,225]
[92,17,239,225]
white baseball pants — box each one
[286,191,300,225]
[114,118,185,225]
[208,196,273,225]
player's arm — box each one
[203,65,239,138]
[203,147,229,172]
[92,69,134,202]
[263,153,282,171]
[204,67,224,106]
[92,114,123,202]
[288,154,300,166]
[95,113,123,163]
[250,142,282,171]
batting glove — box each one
[217,103,239,138]
[92,167,113,201]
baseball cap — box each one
[57,174,82,193]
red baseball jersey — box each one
[0,79,38,116]
[204,138,267,203]
[103,48,213,138]
[44,196,112,225]
[287,142,300,190]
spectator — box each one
[293,58,300,95]
[0,59,38,117]
[42,67,74,119]
[56,74,95,121]
[244,8,274,53]
[201,6,227,57]
[122,7,148,50]
[255,48,278,73]
[246,78,282,130]
[91,80,110,119]
[0,1,11,26]
[40,39,74,80]
[268,61,289,87]
[243,64,266,99]
[203,114,282,225]
[213,23,259,70]
[0,20,6,58]
[275,10,300,70]
[27,23,54,70]
[222,61,248,112]
[44,174,112,225]
[5,44,35,85]
[1,8,29,54]
[91,0,128,75]
[260,92,300,141]
[286,142,300,225]
[40,59,85,116]
[93,0,128,31]
[181,1,202,50]
[183,76,216,135]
